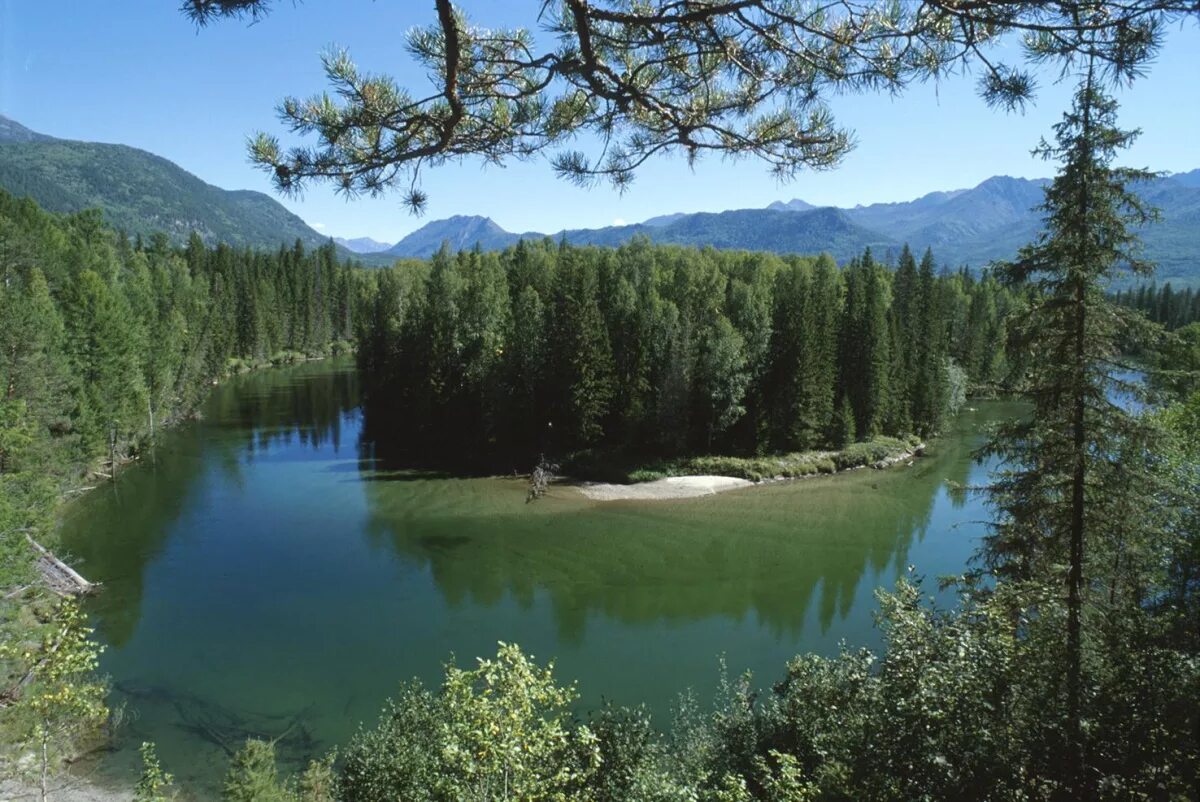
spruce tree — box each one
[887,245,919,434]
[912,249,949,436]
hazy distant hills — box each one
[0,115,336,252]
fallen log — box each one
[26,534,97,596]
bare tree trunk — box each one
[108,424,117,480]
[40,726,49,802]
[1066,272,1086,799]
[1064,61,1094,802]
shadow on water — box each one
[57,357,1020,795]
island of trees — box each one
[356,239,1012,474]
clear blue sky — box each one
[2,1,1198,243]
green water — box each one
[59,358,1018,795]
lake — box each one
[59,357,1019,794]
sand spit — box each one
[574,475,754,501]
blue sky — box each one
[2,2,1198,243]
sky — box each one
[2,1,1198,244]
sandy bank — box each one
[574,475,754,501]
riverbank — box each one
[565,436,925,500]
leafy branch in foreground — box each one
[183,1,1199,211]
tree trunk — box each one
[40,727,49,802]
[1066,271,1086,799]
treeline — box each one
[0,189,357,552]
[356,238,1016,465]
[1113,281,1200,329]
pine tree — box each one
[803,254,842,447]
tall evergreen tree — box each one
[985,66,1163,798]
[887,245,919,434]
[912,249,949,436]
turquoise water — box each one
[59,359,1016,795]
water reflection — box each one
[62,360,360,647]
[359,406,996,645]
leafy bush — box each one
[340,643,599,802]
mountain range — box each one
[378,171,1200,282]
[0,114,1196,281]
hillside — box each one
[0,115,335,251]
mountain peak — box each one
[767,198,816,213]
[387,215,518,258]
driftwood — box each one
[26,534,97,596]
[526,454,560,503]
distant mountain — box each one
[6,112,1194,280]
[642,212,689,227]
[767,198,817,213]
[386,215,529,258]
[556,207,895,261]
[334,236,394,254]
[839,174,1199,278]
[0,115,336,252]
[387,206,893,263]
[1169,168,1200,189]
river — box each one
[59,357,1021,793]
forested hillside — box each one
[0,116,335,252]
[356,238,1016,467]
